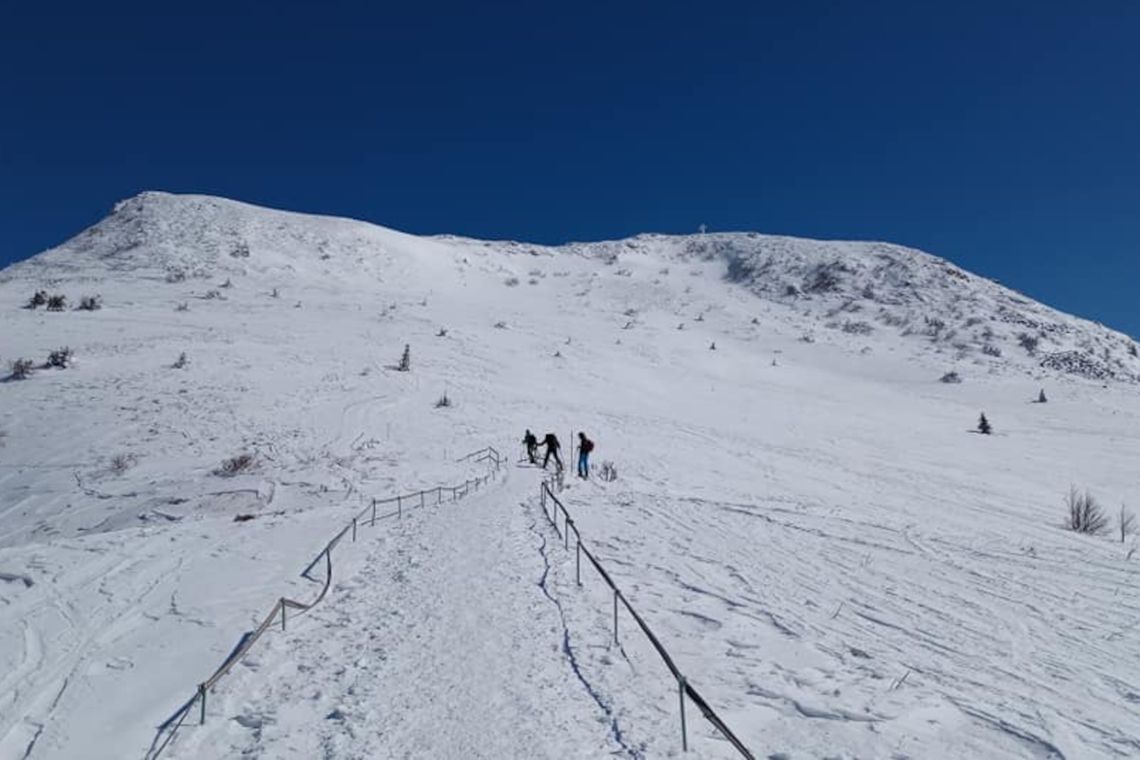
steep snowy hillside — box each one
[2,193,1139,760]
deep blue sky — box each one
[2,2,1138,334]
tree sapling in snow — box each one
[1066,487,1108,535]
[977,413,992,434]
[397,344,411,372]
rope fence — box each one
[539,479,756,759]
[144,446,504,760]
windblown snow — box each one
[2,192,1139,759]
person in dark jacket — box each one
[522,429,538,464]
[577,432,594,478]
[541,433,562,470]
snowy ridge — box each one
[3,192,1140,759]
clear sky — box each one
[2,2,1138,335]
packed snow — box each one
[2,192,1139,759]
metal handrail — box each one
[540,480,755,759]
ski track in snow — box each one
[3,192,1140,759]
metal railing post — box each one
[576,537,581,586]
[198,683,206,725]
[613,590,619,644]
[679,675,688,752]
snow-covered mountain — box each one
[3,192,1139,760]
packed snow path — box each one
[165,473,628,759]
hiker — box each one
[522,429,538,464]
[577,432,594,478]
[541,433,562,470]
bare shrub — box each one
[982,344,1002,357]
[397,344,411,372]
[1066,487,1108,535]
[436,327,448,337]
[230,243,250,258]
[8,358,34,380]
[26,290,47,309]
[175,302,189,312]
[110,453,134,475]
[504,276,520,287]
[45,347,73,369]
[172,352,188,369]
[77,295,102,311]
[434,392,452,408]
[494,321,507,329]
[940,371,962,384]
[599,461,618,481]
[204,290,222,300]
[46,294,67,311]
[219,278,233,289]
[165,269,187,283]
[1120,505,1135,543]
[214,453,254,477]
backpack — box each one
[581,438,594,454]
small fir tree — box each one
[977,413,992,435]
[1037,389,1047,403]
[397,344,411,372]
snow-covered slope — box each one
[2,192,1139,759]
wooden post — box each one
[198,683,207,725]
[420,491,425,508]
[398,495,402,518]
[564,516,569,550]
[352,518,357,542]
[437,486,442,504]
[371,499,376,527]
[280,599,286,631]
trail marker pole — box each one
[280,599,287,631]
[420,491,425,508]
[371,499,376,527]
[352,518,357,542]
[398,495,402,518]
[198,684,206,725]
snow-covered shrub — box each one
[45,347,73,369]
[172,352,188,369]
[397,344,411,372]
[800,333,815,343]
[1017,332,1039,355]
[493,321,507,329]
[230,243,250,258]
[8,358,34,380]
[214,453,254,477]
[1037,389,1047,403]
[77,295,102,311]
[940,371,962,384]
[165,269,187,283]
[599,461,618,481]
[977,413,991,434]
[46,294,67,311]
[436,327,448,337]
[434,392,452,408]
[504,276,520,287]
[204,290,222,300]
[842,321,873,335]
[219,278,233,289]
[26,290,47,309]
[175,302,189,312]
[982,344,1002,357]
[1066,487,1107,535]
